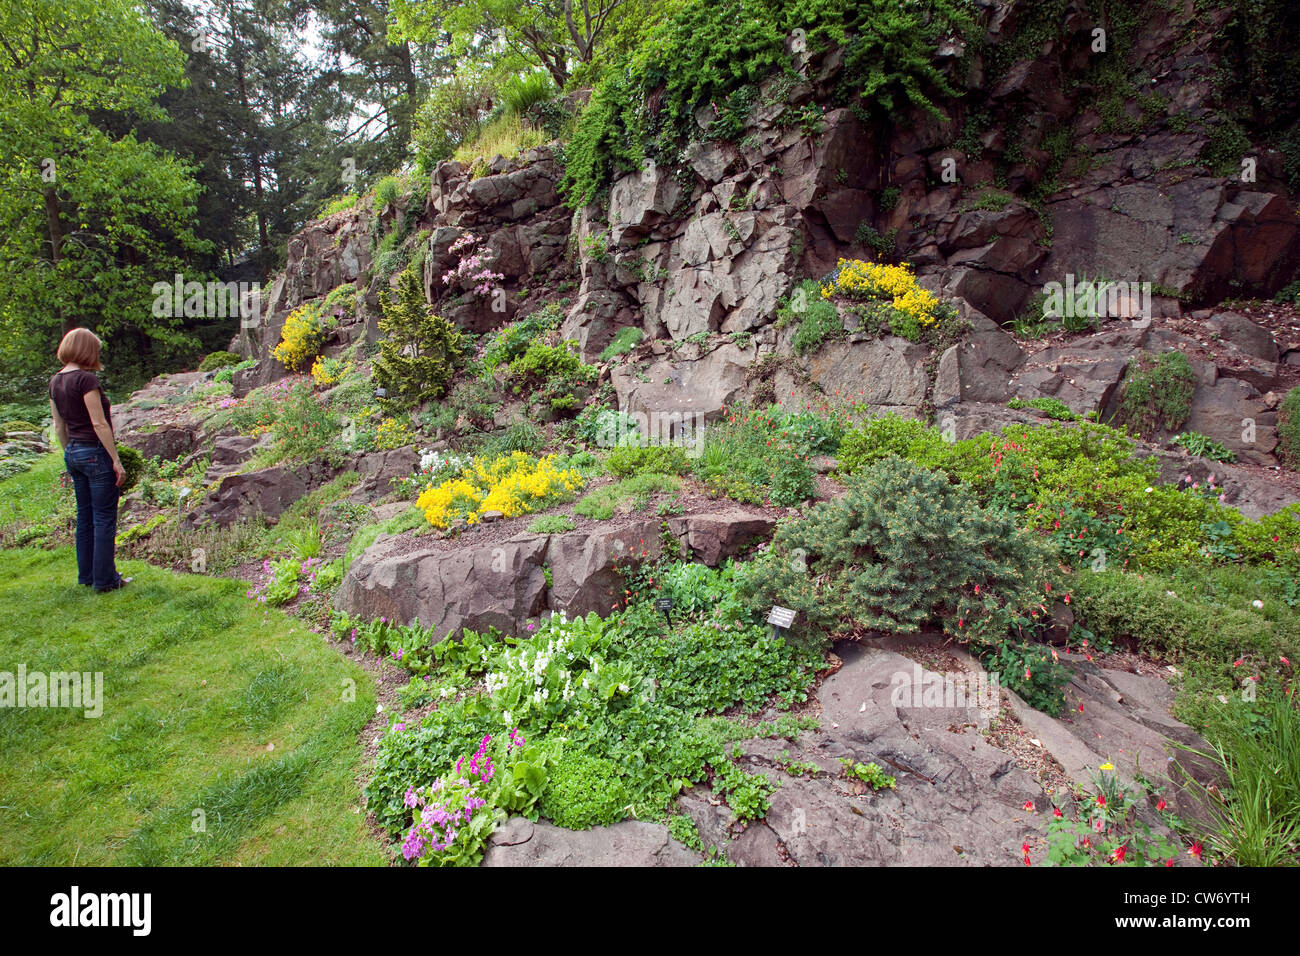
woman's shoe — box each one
[95,574,132,593]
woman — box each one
[49,328,130,592]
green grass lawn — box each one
[0,546,388,865]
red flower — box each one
[1096,793,1106,807]
[1023,800,1035,812]
[1190,842,1203,860]
[1052,807,1063,819]
[1111,844,1128,864]
[1165,858,1174,867]
[1156,798,1167,812]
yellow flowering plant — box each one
[820,258,963,346]
[416,453,584,528]
[310,355,349,387]
[273,302,329,371]
[375,417,415,450]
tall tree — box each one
[0,0,210,395]
[391,0,642,89]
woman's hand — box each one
[113,460,126,487]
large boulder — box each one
[481,817,699,867]
[125,424,198,463]
[1010,326,1145,416]
[805,336,930,414]
[188,459,336,527]
[545,521,663,618]
[336,534,550,641]
[666,509,777,566]
[611,341,757,423]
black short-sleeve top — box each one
[49,369,112,442]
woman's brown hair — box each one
[56,327,103,371]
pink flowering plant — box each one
[440,232,504,299]
[246,556,324,607]
[400,729,551,867]
[1038,764,1186,867]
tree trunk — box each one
[43,184,71,335]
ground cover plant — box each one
[341,555,824,864]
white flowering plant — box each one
[471,612,639,731]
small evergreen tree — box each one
[740,455,1052,640]
[373,266,463,408]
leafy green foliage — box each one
[0,0,210,397]
[600,327,644,361]
[693,405,816,506]
[116,445,144,493]
[481,304,564,376]
[373,267,465,408]
[1171,431,1236,463]
[559,0,975,205]
[539,748,629,830]
[1113,352,1197,438]
[837,413,949,474]
[840,758,896,790]
[198,351,244,372]
[604,443,691,477]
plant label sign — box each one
[767,606,796,629]
[656,597,674,627]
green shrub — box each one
[412,68,495,171]
[373,267,464,408]
[507,341,590,391]
[1231,504,1300,570]
[1113,352,1196,437]
[540,749,628,830]
[198,350,243,372]
[481,306,563,375]
[740,456,1054,645]
[267,384,340,464]
[500,71,556,116]
[604,443,691,477]
[792,300,843,356]
[321,282,358,317]
[318,193,358,218]
[837,413,949,473]
[373,175,401,210]
[116,445,144,492]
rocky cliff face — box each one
[228,0,1300,469]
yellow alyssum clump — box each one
[416,453,584,528]
[820,258,943,328]
[375,417,415,450]
[273,302,327,371]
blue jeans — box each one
[64,441,121,590]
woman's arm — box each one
[82,389,125,487]
[49,398,69,449]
